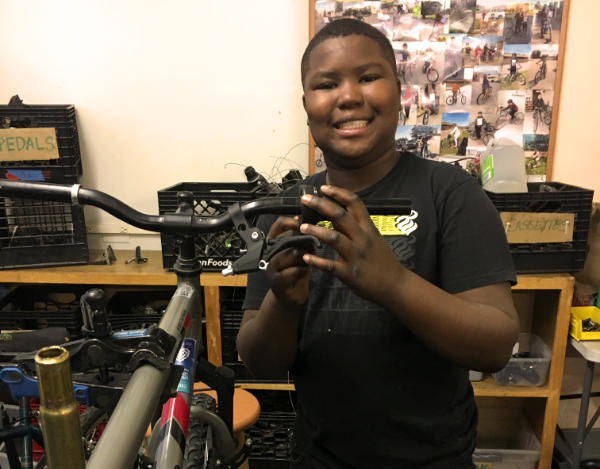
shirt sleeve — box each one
[437,176,517,293]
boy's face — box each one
[302,35,400,167]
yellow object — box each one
[570,306,600,341]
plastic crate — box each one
[247,390,296,468]
[106,288,175,331]
[0,172,88,269]
[0,104,82,174]
[474,410,541,469]
[492,333,551,387]
[0,285,87,337]
[219,288,287,383]
[157,181,278,271]
[485,182,594,273]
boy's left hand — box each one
[299,185,403,302]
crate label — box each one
[0,128,59,161]
[500,211,575,243]
[2,169,47,181]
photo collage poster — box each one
[312,0,564,181]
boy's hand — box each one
[299,185,403,303]
[265,216,312,310]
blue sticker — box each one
[175,338,196,395]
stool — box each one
[556,338,600,468]
[193,382,261,469]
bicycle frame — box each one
[0,179,411,469]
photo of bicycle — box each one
[500,44,530,89]
[393,41,444,86]
[524,89,553,135]
[448,0,476,34]
[531,2,563,45]
[462,35,504,67]
[523,134,551,180]
[470,0,506,35]
[503,2,534,44]
[528,44,558,89]
[440,112,470,156]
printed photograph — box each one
[471,0,506,35]
[401,83,445,126]
[469,105,497,146]
[441,33,466,80]
[449,0,476,34]
[523,133,550,180]
[494,89,526,144]
[528,43,558,89]
[394,41,445,86]
[500,43,531,89]
[420,0,451,41]
[524,89,553,135]
[395,124,441,159]
[472,65,501,105]
[440,112,470,156]
[504,1,534,44]
[445,81,472,113]
[462,35,504,67]
[531,1,563,44]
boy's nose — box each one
[337,80,363,108]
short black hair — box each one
[301,18,397,87]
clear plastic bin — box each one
[492,333,551,386]
[473,410,541,469]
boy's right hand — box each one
[265,216,312,310]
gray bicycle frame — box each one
[86,274,206,469]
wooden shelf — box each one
[0,251,574,469]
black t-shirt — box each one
[243,153,516,468]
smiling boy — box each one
[237,19,518,469]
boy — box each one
[237,18,518,469]
[474,111,487,140]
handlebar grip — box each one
[0,179,75,203]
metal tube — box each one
[35,346,85,469]
[88,286,196,469]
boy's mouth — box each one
[333,119,370,130]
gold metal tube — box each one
[35,346,85,469]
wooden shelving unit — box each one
[0,251,573,469]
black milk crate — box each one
[246,390,297,469]
[485,182,594,273]
[106,288,208,357]
[219,287,288,383]
[0,285,88,337]
[157,181,276,271]
[0,171,88,270]
[0,104,82,174]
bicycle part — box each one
[482,134,492,145]
[81,288,112,338]
[36,406,108,469]
[476,91,489,105]
[89,245,117,265]
[183,394,218,469]
[461,94,467,105]
[422,110,429,125]
[35,346,85,469]
[446,95,455,105]
[126,246,148,264]
[426,67,438,83]
[534,110,539,133]
[517,73,526,85]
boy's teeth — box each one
[338,120,368,129]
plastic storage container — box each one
[485,182,594,273]
[480,138,528,193]
[492,333,551,387]
[473,410,541,469]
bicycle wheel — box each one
[422,110,429,125]
[482,134,492,145]
[543,110,552,125]
[36,406,108,468]
[460,94,467,105]
[516,111,524,122]
[183,394,218,469]
[495,116,507,129]
[446,95,455,105]
[477,92,488,105]
[517,73,526,85]
[426,67,439,83]
[534,71,543,85]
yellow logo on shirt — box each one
[317,211,419,236]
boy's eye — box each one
[315,81,337,90]
[360,75,380,83]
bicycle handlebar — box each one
[0,180,412,235]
